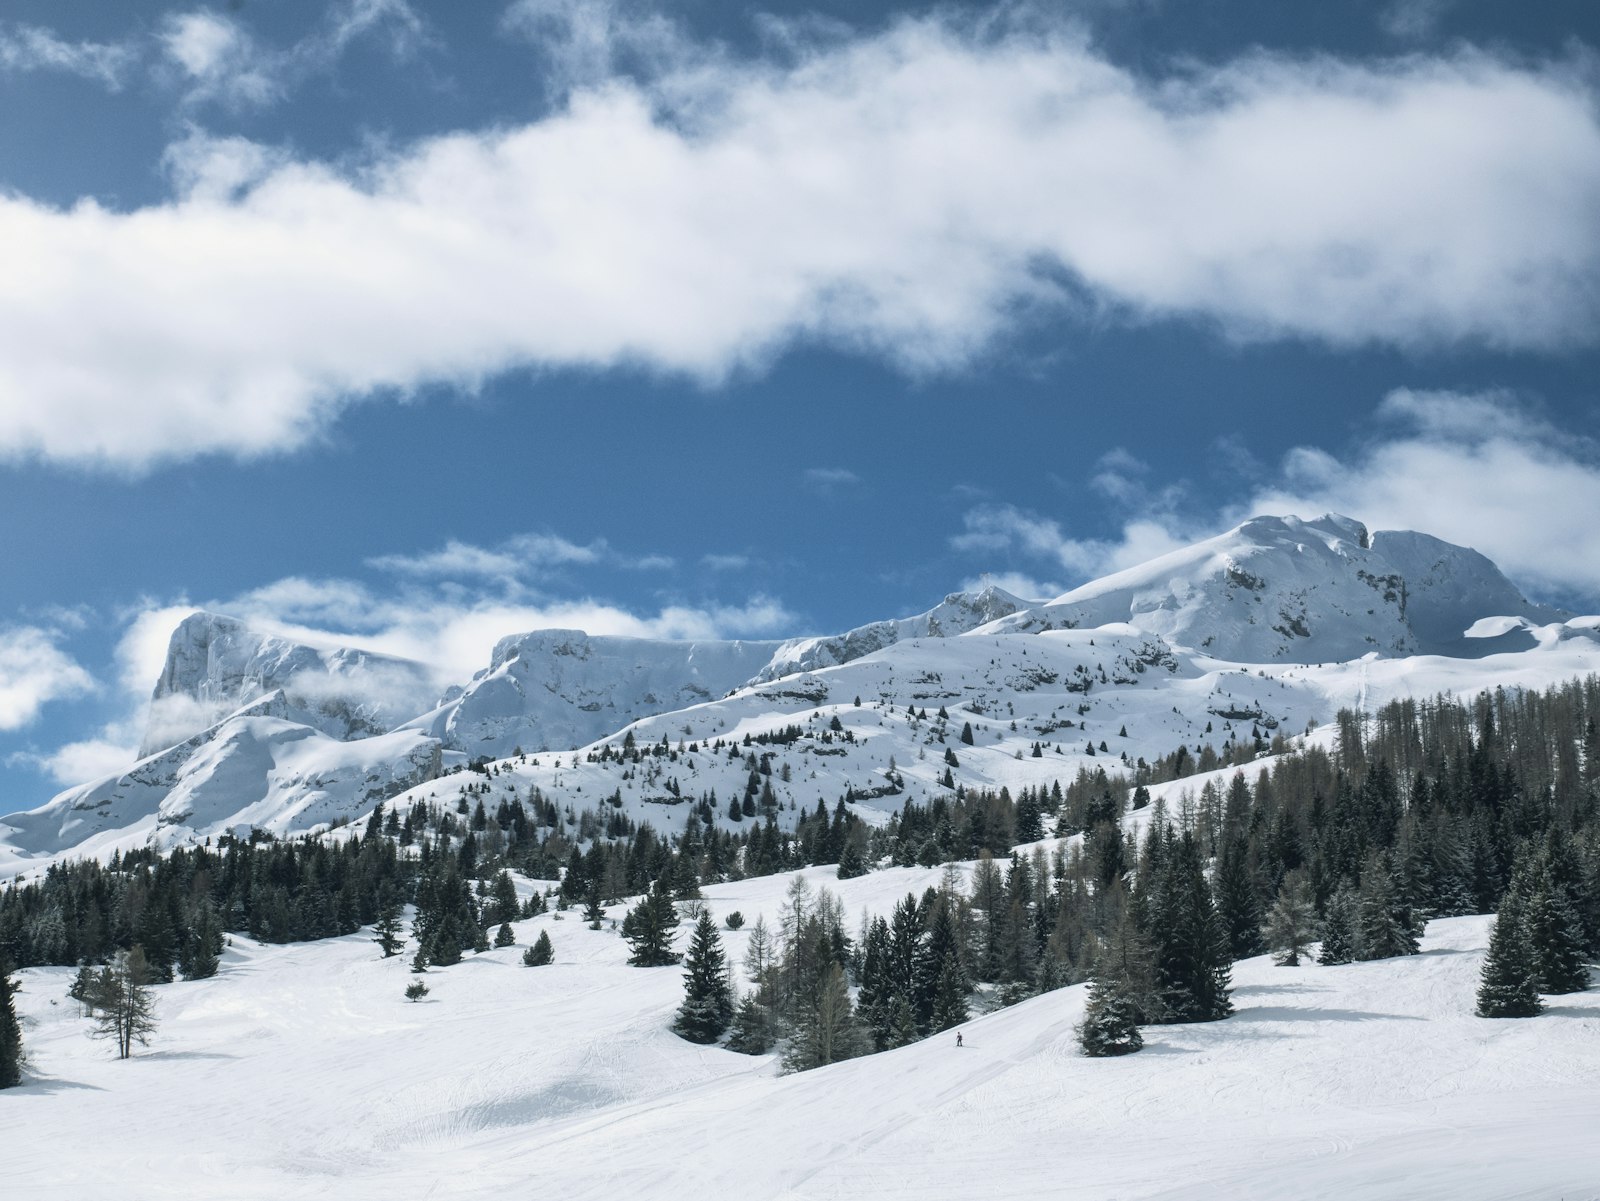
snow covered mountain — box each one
[980,514,1560,660]
[400,630,785,760]
[140,612,441,755]
[4,512,1596,871]
[753,586,1030,681]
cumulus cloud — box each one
[953,505,1191,587]
[955,390,1600,605]
[2,17,1596,468]
[1246,389,1600,600]
[0,627,96,731]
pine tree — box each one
[623,880,681,967]
[1318,887,1357,965]
[1077,972,1144,1057]
[1356,860,1421,960]
[1149,833,1233,1023]
[405,980,430,1003]
[1263,873,1318,967]
[583,884,606,930]
[674,910,734,1043]
[726,993,776,1054]
[1524,873,1589,995]
[494,922,516,948]
[782,962,868,1072]
[523,930,554,966]
[87,946,159,1060]
[1477,893,1543,1018]
[374,904,406,958]
[836,839,868,880]
[0,954,22,1088]
[1216,838,1264,959]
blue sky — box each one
[1,0,1598,812]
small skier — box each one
[955,1031,963,1048]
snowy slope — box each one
[9,875,1599,1201]
[1,701,443,864]
[400,629,785,759]
[752,585,1030,681]
[981,514,1560,660]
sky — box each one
[1,0,1598,813]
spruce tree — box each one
[726,993,776,1054]
[1356,860,1421,960]
[1077,972,1143,1057]
[1263,873,1318,967]
[0,954,22,1088]
[374,904,406,958]
[494,922,516,949]
[1477,893,1543,1018]
[1216,838,1264,959]
[673,910,734,1044]
[1524,873,1589,995]
[623,880,680,967]
[1318,887,1357,965]
[523,930,554,966]
[1149,833,1233,1023]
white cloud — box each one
[1245,389,1600,600]
[958,571,1060,601]
[803,467,861,493]
[0,23,137,88]
[2,19,1596,468]
[956,390,1600,605]
[701,553,751,572]
[0,627,96,731]
[954,504,1192,586]
[16,734,142,787]
[1380,0,1455,41]
[368,533,604,579]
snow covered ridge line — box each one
[4,511,1598,868]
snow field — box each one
[9,863,1599,1201]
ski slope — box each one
[9,867,1599,1200]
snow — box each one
[9,883,1598,1200]
[5,513,1598,875]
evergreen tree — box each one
[1216,838,1264,959]
[87,946,158,1060]
[1477,893,1543,1018]
[405,980,430,1003]
[1356,859,1421,960]
[1318,887,1358,965]
[494,922,516,949]
[726,993,776,1054]
[623,880,680,967]
[836,839,868,880]
[1077,972,1144,1057]
[782,962,868,1072]
[583,884,606,930]
[373,904,405,958]
[181,900,222,981]
[0,954,21,1087]
[523,930,554,966]
[1523,872,1590,995]
[1263,873,1318,967]
[1148,833,1233,1023]
[673,910,734,1043]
